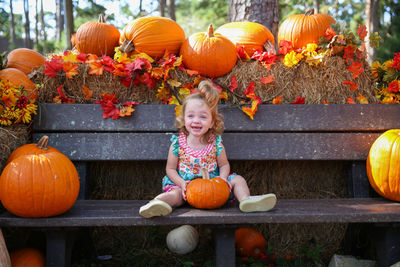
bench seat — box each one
[1,198,400,227]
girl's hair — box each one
[175,79,224,142]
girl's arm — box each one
[216,144,231,184]
[165,144,189,198]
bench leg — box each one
[374,224,400,267]
[213,227,235,267]
[45,229,76,267]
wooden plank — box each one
[32,132,380,161]
[1,198,400,227]
[33,103,400,132]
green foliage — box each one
[377,0,400,62]
[74,1,115,30]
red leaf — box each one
[343,45,355,65]
[126,57,151,73]
[229,75,238,92]
[292,96,305,104]
[260,75,274,84]
[43,58,63,77]
[357,25,368,41]
[243,82,255,98]
[236,44,251,60]
[278,40,293,55]
[348,61,364,79]
[324,27,336,42]
[347,97,355,104]
[343,80,358,91]
[76,53,87,62]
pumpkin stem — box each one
[207,24,214,38]
[119,39,135,54]
[36,135,49,150]
[99,14,106,23]
[305,8,315,16]
[200,167,210,180]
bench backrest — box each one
[33,104,400,161]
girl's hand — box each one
[180,180,191,201]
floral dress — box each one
[162,132,237,191]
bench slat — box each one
[0,198,399,227]
[33,104,400,132]
[33,132,379,161]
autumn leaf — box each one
[62,62,79,79]
[369,32,382,48]
[139,72,156,88]
[243,82,255,98]
[94,93,120,120]
[229,75,238,92]
[323,98,330,104]
[87,54,99,61]
[101,56,115,72]
[63,51,78,63]
[82,85,93,101]
[236,45,251,60]
[283,51,303,67]
[278,40,293,55]
[88,60,104,75]
[388,80,400,93]
[1,91,18,107]
[76,53,87,62]
[260,75,274,84]
[43,58,63,77]
[151,67,164,79]
[343,45,355,65]
[168,79,182,88]
[292,96,305,104]
[126,57,151,73]
[185,69,199,76]
[343,80,358,91]
[356,93,369,104]
[347,97,355,104]
[357,24,367,41]
[324,27,336,41]
[112,62,127,77]
[272,96,282,104]
[242,100,259,120]
[348,61,364,79]
[53,85,76,103]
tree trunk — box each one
[0,229,11,267]
[56,0,64,42]
[167,0,176,20]
[229,0,279,44]
[23,0,32,48]
[9,0,16,48]
[159,0,166,17]
[40,0,47,53]
[64,0,74,50]
[365,0,380,63]
[313,0,320,14]
[35,0,39,49]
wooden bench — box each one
[1,103,400,267]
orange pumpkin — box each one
[119,16,185,57]
[278,8,335,49]
[367,129,400,201]
[75,14,120,57]
[186,168,230,209]
[10,248,45,267]
[0,68,37,100]
[235,228,266,258]
[215,21,275,56]
[0,136,80,218]
[6,48,45,75]
[180,24,237,78]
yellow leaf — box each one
[63,52,78,63]
[167,79,182,88]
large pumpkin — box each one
[367,129,400,201]
[215,21,275,56]
[180,24,237,78]
[75,14,120,57]
[0,136,80,218]
[278,8,335,49]
[235,228,266,258]
[119,16,185,57]
[10,248,45,267]
[186,168,230,209]
[0,68,37,101]
[6,48,45,75]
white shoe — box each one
[139,199,172,218]
[239,193,277,213]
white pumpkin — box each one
[166,225,199,254]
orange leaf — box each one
[272,96,282,104]
[260,75,274,84]
[241,100,259,120]
[278,40,293,55]
[82,85,93,101]
[119,105,135,117]
[347,97,355,104]
[88,60,104,75]
[63,62,79,79]
[186,69,199,76]
[229,75,238,92]
[343,80,358,91]
[356,93,369,104]
[324,27,336,41]
[236,44,251,60]
[347,61,364,79]
[323,98,330,104]
[357,25,367,41]
[151,67,164,79]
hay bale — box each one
[0,125,31,171]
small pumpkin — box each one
[119,16,185,57]
[75,14,120,57]
[186,167,230,209]
[166,225,199,254]
[215,21,275,56]
[235,228,266,258]
[6,48,45,75]
[10,248,45,267]
[278,8,335,49]
[180,24,237,78]
[0,68,37,100]
[367,129,400,201]
[0,135,80,218]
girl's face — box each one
[184,98,213,139]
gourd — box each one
[0,136,80,218]
[186,167,230,209]
[10,248,45,267]
[119,16,185,57]
[278,8,335,49]
[235,228,266,258]
[0,68,37,101]
[6,48,45,75]
[75,14,120,57]
[166,225,199,254]
[180,24,237,78]
[215,21,275,56]
[367,129,400,201]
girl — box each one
[139,80,276,218]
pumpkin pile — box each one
[0,136,80,217]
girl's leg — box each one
[139,189,184,218]
[229,175,250,202]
